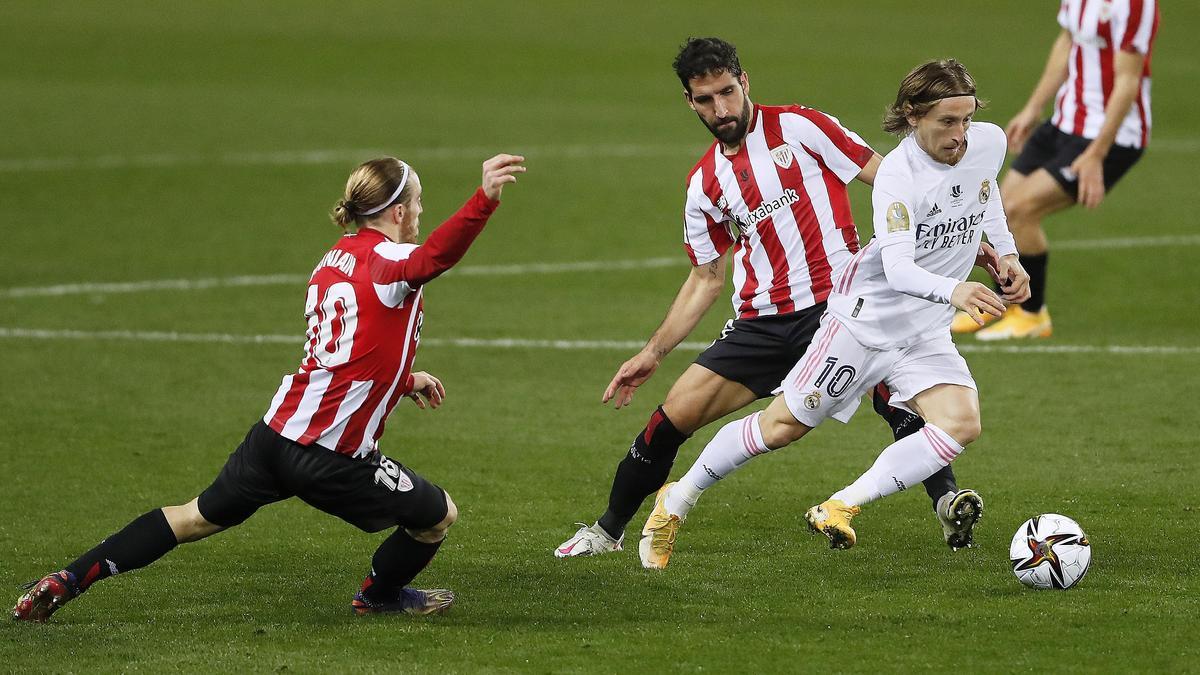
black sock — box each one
[922,464,958,509]
[596,406,690,539]
[360,528,444,602]
[64,509,178,592]
[871,385,956,508]
[1020,252,1048,313]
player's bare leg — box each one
[641,396,813,567]
[13,497,219,623]
[817,385,980,550]
[973,169,1073,340]
[558,365,756,558]
[353,494,458,616]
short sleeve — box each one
[1119,0,1157,55]
[682,168,734,266]
[369,241,418,308]
[779,108,875,184]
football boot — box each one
[638,482,682,570]
[937,489,984,550]
[975,306,1052,341]
[12,571,79,623]
[554,522,623,558]
[805,499,862,550]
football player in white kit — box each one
[639,59,1031,566]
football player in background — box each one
[954,0,1159,340]
[556,37,989,564]
[640,59,1030,566]
[13,153,526,622]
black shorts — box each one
[197,421,448,533]
[1010,121,1143,197]
[693,303,825,398]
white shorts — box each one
[778,314,976,427]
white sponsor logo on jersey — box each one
[746,189,800,227]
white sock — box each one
[831,423,964,507]
[665,412,770,518]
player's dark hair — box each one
[331,158,416,229]
[673,37,743,94]
[882,59,986,136]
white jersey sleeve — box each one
[873,173,958,304]
[974,123,1018,259]
[778,108,875,184]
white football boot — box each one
[554,523,623,558]
[937,489,984,550]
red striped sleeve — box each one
[1119,0,1146,51]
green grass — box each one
[2,1,1198,672]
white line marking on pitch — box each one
[2,137,1197,173]
[3,234,1197,300]
[0,144,698,173]
[1,327,1197,356]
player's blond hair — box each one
[331,158,415,229]
[882,59,985,136]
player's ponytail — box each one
[330,158,415,230]
[882,59,985,136]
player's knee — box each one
[1003,194,1040,228]
[164,499,223,544]
[659,398,701,435]
[758,400,809,449]
[407,493,457,544]
[937,414,981,447]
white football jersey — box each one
[827,122,1018,349]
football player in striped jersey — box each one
[954,0,1159,340]
[13,153,525,622]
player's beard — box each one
[704,97,752,147]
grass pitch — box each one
[2,2,1197,672]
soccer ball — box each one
[1009,514,1092,590]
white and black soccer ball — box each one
[1009,514,1092,590]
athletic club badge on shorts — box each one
[770,145,794,169]
[979,179,992,205]
[803,391,822,410]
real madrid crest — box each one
[979,179,991,205]
[770,145,794,169]
[803,391,822,411]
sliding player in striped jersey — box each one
[640,60,1031,566]
[954,0,1159,339]
[13,153,525,622]
[557,37,990,562]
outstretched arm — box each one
[603,255,727,408]
[371,154,526,286]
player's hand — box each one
[408,371,446,410]
[602,350,660,409]
[950,282,1006,326]
[481,154,527,201]
[974,241,1003,285]
[994,254,1031,304]
[1070,151,1106,209]
[1004,108,1039,153]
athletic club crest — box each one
[770,145,794,169]
[979,179,992,204]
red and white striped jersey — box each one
[683,104,874,319]
[1051,0,1160,148]
[264,189,498,458]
